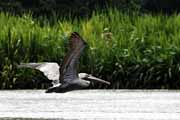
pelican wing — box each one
[60,32,87,83]
[18,62,60,85]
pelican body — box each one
[47,73,91,93]
[18,32,110,93]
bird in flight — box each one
[18,32,110,93]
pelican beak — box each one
[84,75,111,85]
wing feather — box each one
[60,32,87,83]
[18,63,60,85]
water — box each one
[0,90,180,120]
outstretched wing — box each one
[60,32,87,83]
[18,62,60,85]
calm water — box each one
[0,90,180,120]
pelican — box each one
[18,32,110,93]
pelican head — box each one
[79,73,111,85]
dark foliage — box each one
[1,0,180,17]
[0,0,105,17]
[141,0,180,14]
[0,0,142,17]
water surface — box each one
[0,90,180,120]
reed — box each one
[0,9,180,89]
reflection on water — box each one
[0,90,180,120]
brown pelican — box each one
[18,32,110,93]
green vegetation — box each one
[1,9,180,89]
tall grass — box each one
[1,9,180,89]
